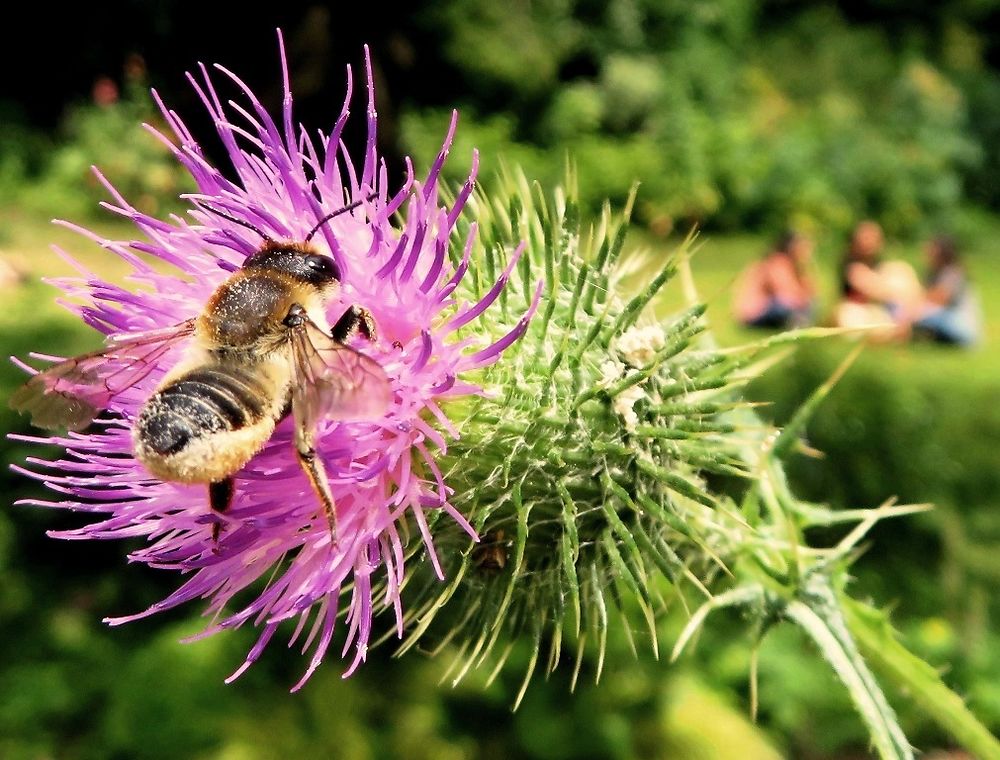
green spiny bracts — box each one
[373,169,1000,760]
[392,169,763,699]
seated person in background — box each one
[911,235,981,346]
[833,220,922,340]
[733,231,816,329]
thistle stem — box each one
[842,597,1000,760]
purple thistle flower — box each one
[10,33,538,689]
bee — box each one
[472,529,509,573]
[10,200,392,542]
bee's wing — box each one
[289,318,392,431]
[10,319,196,431]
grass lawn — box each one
[1,209,143,413]
[2,202,999,392]
[639,214,1000,390]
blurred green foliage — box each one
[0,71,191,222]
[6,1,999,239]
[4,2,1000,757]
[402,2,991,237]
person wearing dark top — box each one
[834,220,921,340]
[911,235,981,346]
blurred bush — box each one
[0,61,191,221]
[402,2,986,237]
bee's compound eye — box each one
[305,254,340,281]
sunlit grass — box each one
[633,218,1000,388]
[0,207,182,372]
[4,203,999,393]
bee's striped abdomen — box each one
[160,367,265,427]
[140,366,268,455]
[134,363,283,484]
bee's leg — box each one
[332,305,377,343]
[294,428,338,542]
[208,477,234,544]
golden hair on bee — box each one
[11,198,391,546]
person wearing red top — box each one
[734,231,816,329]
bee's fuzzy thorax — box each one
[199,267,332,350]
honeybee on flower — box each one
[9,33,537,689]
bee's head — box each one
[243,244,342,287]
[202,199,373,286]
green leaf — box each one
[843,597,1000,760]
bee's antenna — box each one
[304,192,378,243]
[200,204,275,244]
